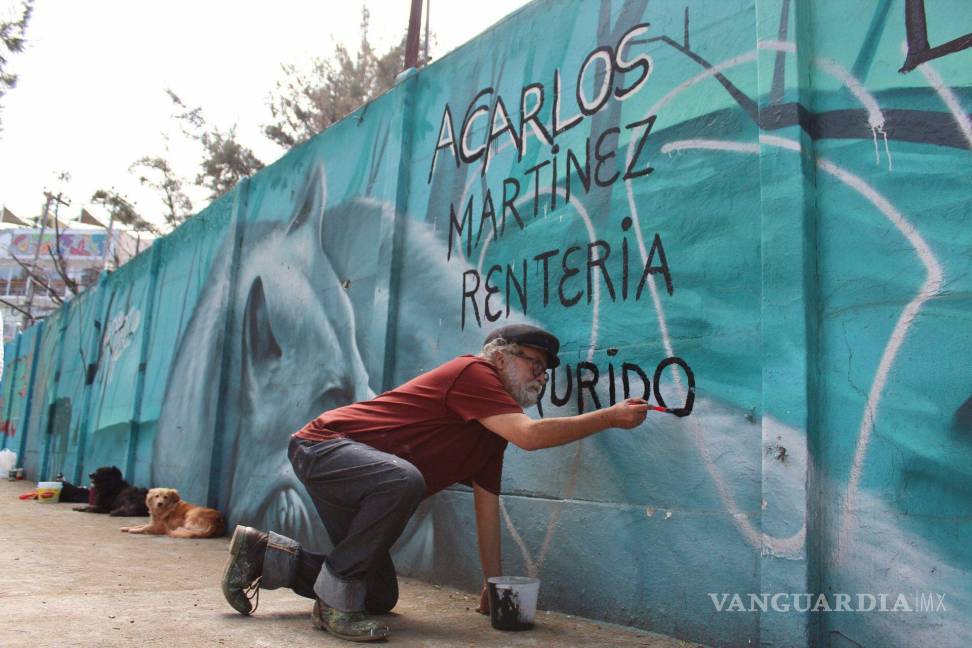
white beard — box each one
[500,361,542,408]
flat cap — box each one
[484,324,561,369]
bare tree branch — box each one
[6,248,63,305]
[48,215,79,295]
[46,247,78,296]
[0,296,31,318]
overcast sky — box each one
[0,0,530,227]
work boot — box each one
[221,525,267,615]
[312,599,390,642]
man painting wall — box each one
[221,324,649,642]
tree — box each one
[90,188,158,268]
[167,90,264,200]
[0,0,33,128]
[0,185,79,324]
[90,189,151,231]
[130,153,193,228]
[263,6,428,149]
[140,6,429,210]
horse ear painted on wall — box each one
[287,163,326,236]
[3,2,971,647]
[243,278,282,371]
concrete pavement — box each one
[0,480,704,647]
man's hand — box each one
[473,483,501,615]
[604,398,650,429]
[482,397,652,451]
[477,585,490,615]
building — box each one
[0,207,156,340]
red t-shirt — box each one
[294,355,522,496]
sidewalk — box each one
[0,480,703,647]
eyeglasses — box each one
[509,350,548,378]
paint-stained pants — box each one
[259,436,426,613]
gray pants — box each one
[260,436,426,613]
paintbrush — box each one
[647,405,677,414]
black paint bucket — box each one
[488,576,540,631]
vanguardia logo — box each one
[707,592,946,613]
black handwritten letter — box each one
[559,245,583,307]
[614,24,653,99]
[448,196,475,261]
[428,103,459,183]
[577,362,601,413]
[534,248,559,307]
[636,233,673,298]
[519,82,552,160]
[461,270,482,330]
[577,46,615,116]
[484,265,503,322]
[594,127,621,187]
[623,115,656,181]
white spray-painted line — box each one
[819,155,944,560]
[624,45,778,371]
[648,136,803,556]
[661,136,944,559]
[814,57,891,169]
[476,184,601,576]
[917,60,972,150]
[535,437,584,572]
[643,50,759,121]
[661,139,760,155]
[627,138,789,552]
[761,40,891,169]
[623,45,787,552]
[500,497,538,577]
[759,133,801,153]
[758,39,797,54]
[625,39,913,555]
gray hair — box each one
[479,337,522,364]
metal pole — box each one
[22,194,52,328]
[423,0,430,64]
[101,212,115,270]
[404,0,423,69]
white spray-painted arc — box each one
[814,57,892,168]
[756,134,944,560]
[621,38,904,556]
[917,59,972,151]
[658,135,944,561]
[627,38,873,365]
[474,184,604,576]
[758,40,892,167]
[624,43,800,555]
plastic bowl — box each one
[36,481,62,503]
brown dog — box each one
[121,488,225,538]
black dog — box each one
[73,466,149,517]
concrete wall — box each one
[2,1,970,646]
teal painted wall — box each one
[2,1,970,646]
